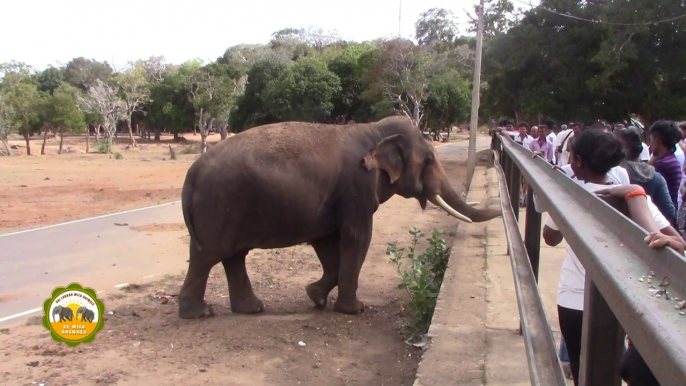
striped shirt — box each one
[654,152,682,209]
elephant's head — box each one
[362,120,501,223]
[76,307,85,317]
[52,305,63,321]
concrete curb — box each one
[413,160,499,386]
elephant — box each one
[76,306,95,323]
[178,116,501,319]
[52,305,73,322]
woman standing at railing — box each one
[541,129,685,386]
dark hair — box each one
[571,129,625,175]
[545,119,555,129]
[582,121,605,131]
[616,127,644,160]
[518,122,529,129]
[649,120,681,153]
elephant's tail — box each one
[182,165,202,252]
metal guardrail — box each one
[491,133,686,386]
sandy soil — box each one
[0,132,472,386]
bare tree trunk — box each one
[126,117,137,147]
[154,127,161,141]
[85,127,90,153]
[58,130,64,154]
[1,138,10,156]
[23,133,31,155]
[168,144,177,160]
[200,112,211,154]
[95,125,100,142]
[220,124,228,140]
[41,130,48,155]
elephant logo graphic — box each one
[42,283,105,347]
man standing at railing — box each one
[514,122,534,206]
[530,123,554,164]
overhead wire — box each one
[510,0,686,26]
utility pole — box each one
[467,0,485,186]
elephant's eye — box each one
[424,155,435,166]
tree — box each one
[181,61,241,153]
[263,58,342,122]
[327,44,376,122]
[36,66,65,95]
[415,8,460,49]
[117,62,151,147]
[230,60,289,132]
[80,79,123,152]
[0,92,14,155]
[364,39,443,127]
[64,57,113,91]
[147,68,195,142]
[5,82,43,155]
[468,0,517,42]
[0,61,36,88]
[45,84,86,154]
[425,69,471,139]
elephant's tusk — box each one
[435,195,473,223]
[467,201,479,206]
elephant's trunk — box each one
[432,179,501,223]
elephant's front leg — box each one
[307,234,341,308]
[334,219,373,315]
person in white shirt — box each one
[541,129,684,385]
[514,122,534,206]
[513,122,533,147]
[556,123,577,167]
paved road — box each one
[0,137,491,326]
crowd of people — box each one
[492,119,686,386]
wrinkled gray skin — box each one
[53,305,73,322]
[178,116,501,318]
[76,306,94,323]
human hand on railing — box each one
[645,232,686,254]
[532,151,544,159]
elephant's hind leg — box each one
[222,250,264,314]
[178,240,216,319]
[306,234,340,309]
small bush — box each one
[112,152,123,160]
[96,140,113,154]
[387,227,451,336]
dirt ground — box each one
[0,132,473,386]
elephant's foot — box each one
[178,299,215,319]
[306,282,333,309]
[333,297,364,315]
[230,294,265,314]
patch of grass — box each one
[0,328,9,335]
[387,227,451,336]
[112,152,123,160]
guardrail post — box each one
[579,278,625,386]
[524,187,542,281]
[509,163,521,221]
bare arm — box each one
[543,225,563,246]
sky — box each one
[0,0,520,71]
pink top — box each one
[529,139,554,162]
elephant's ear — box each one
[362,134,404,184]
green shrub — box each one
[95,139,113,154]
[112,152,123,160]
[387,227,451,336]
